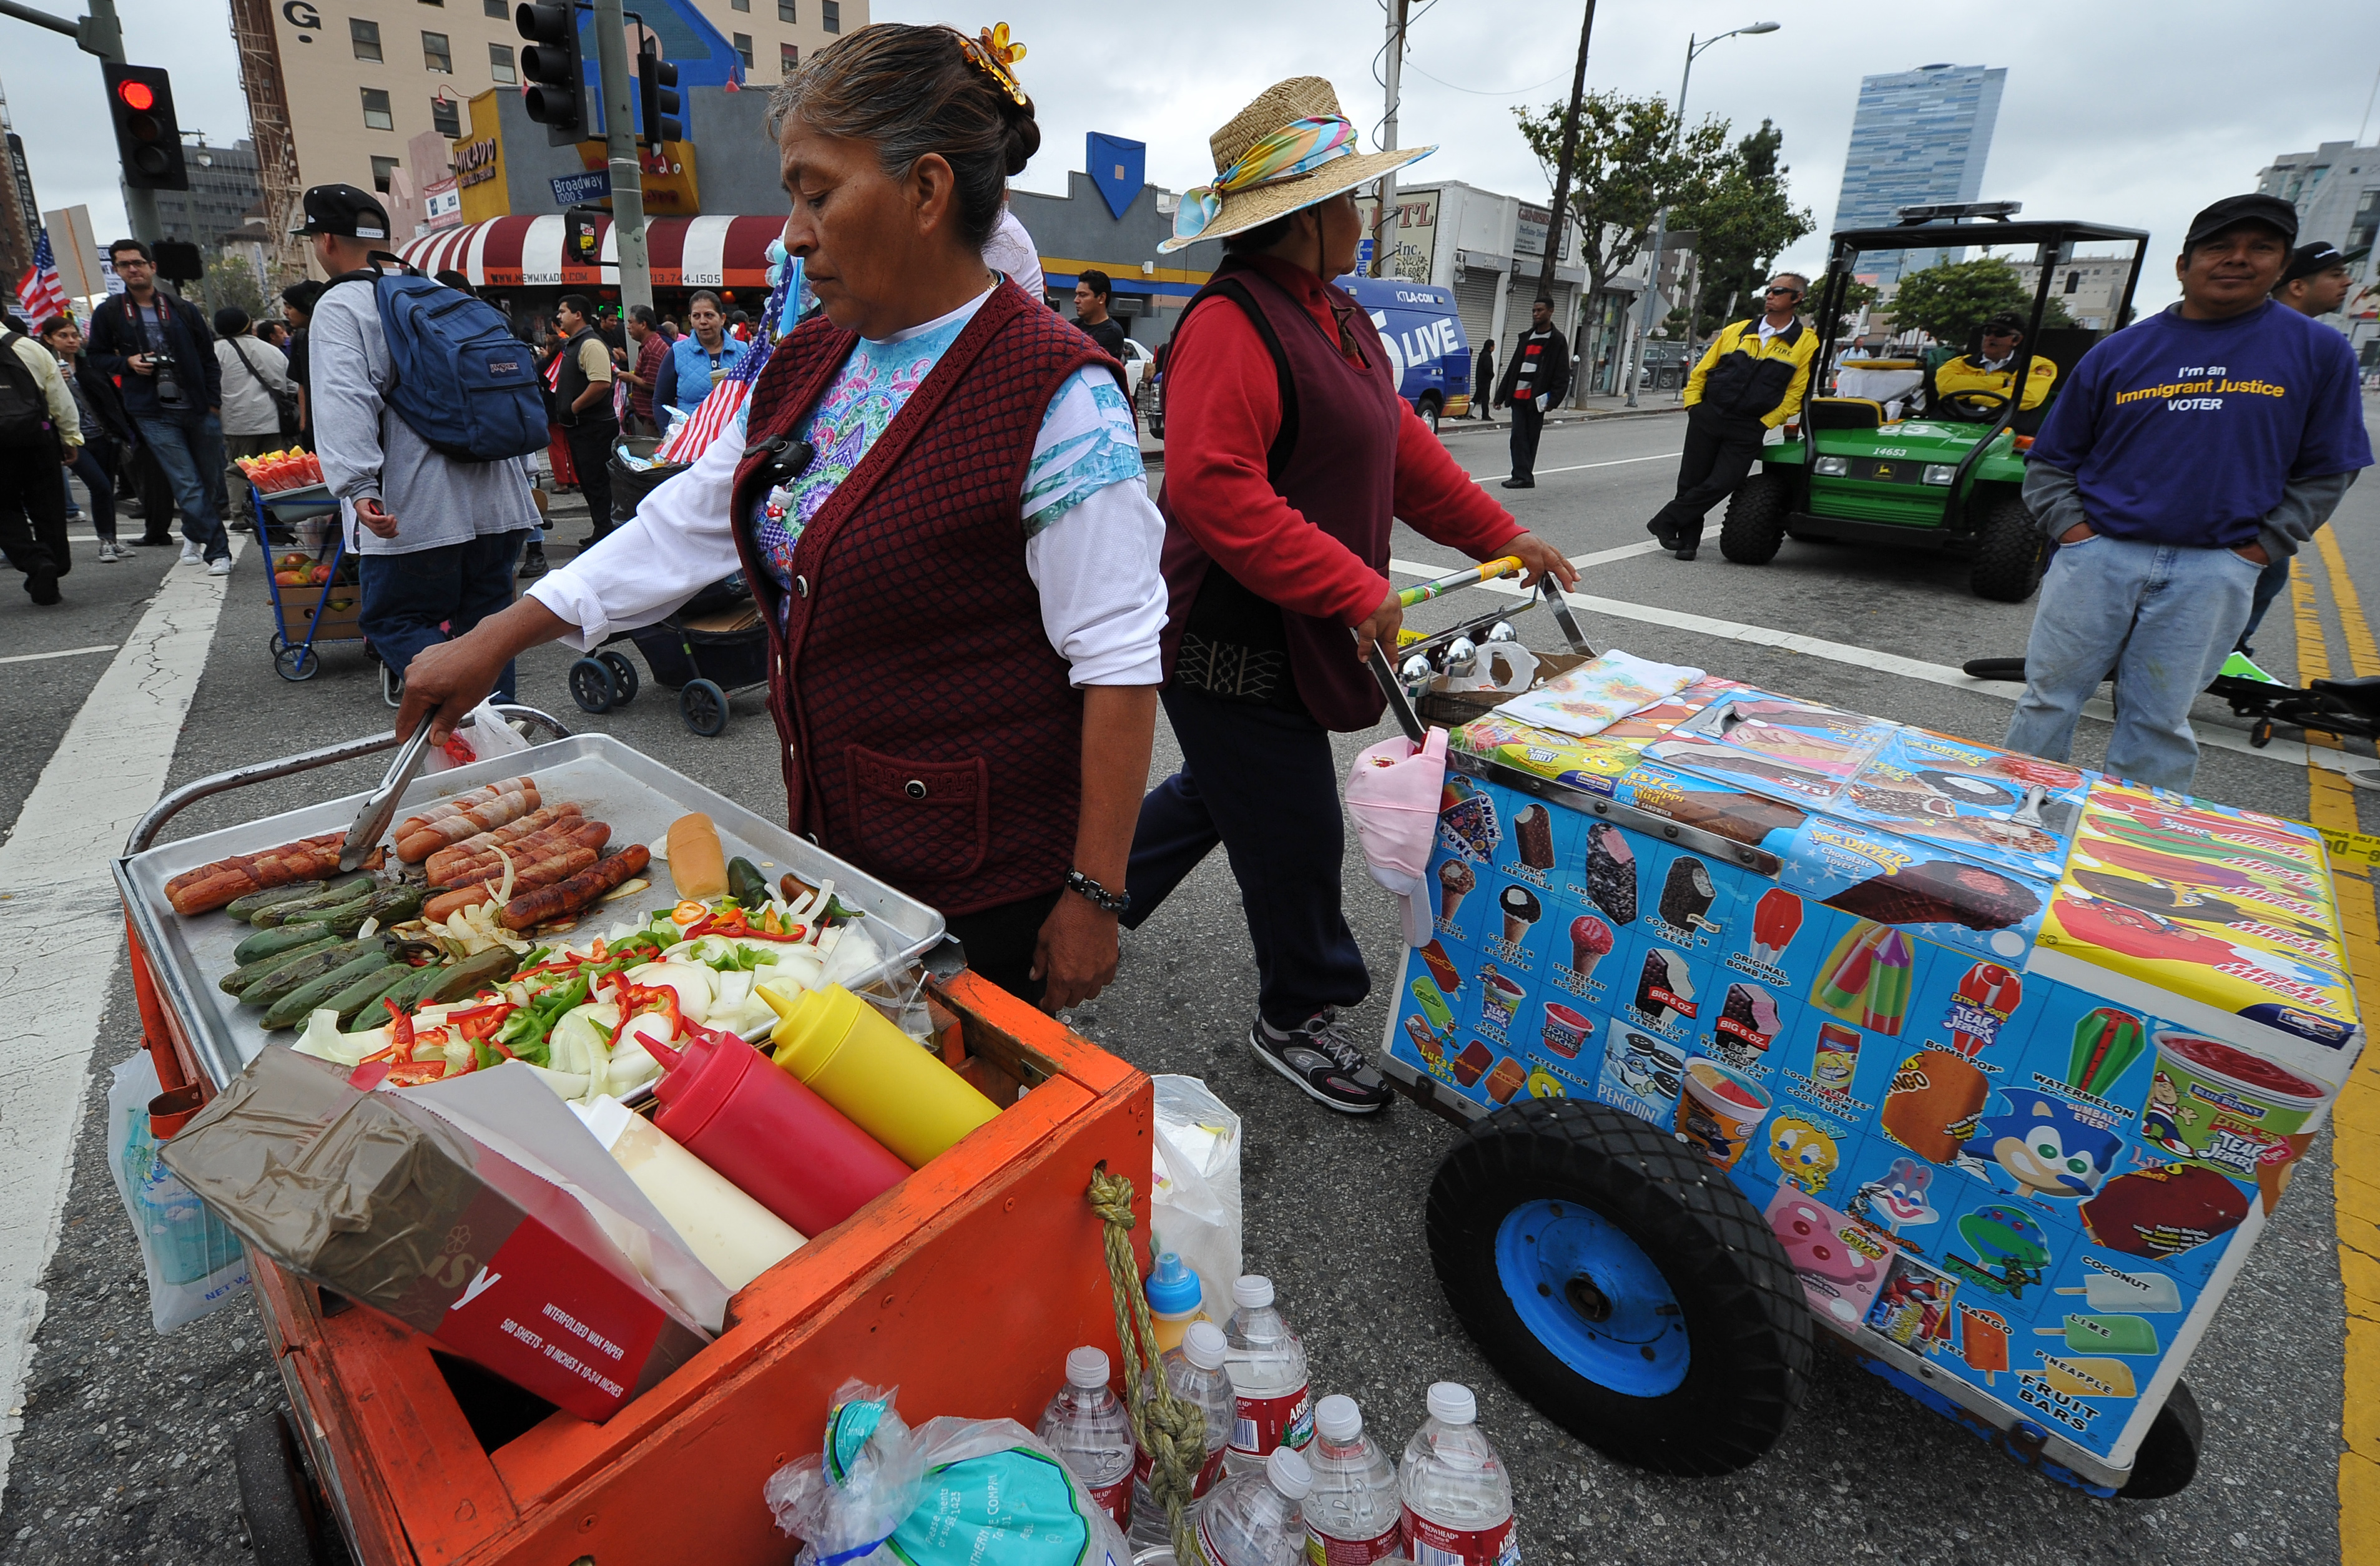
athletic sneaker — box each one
[1248,1012,1392,1114]
[99,543,124,562]
[207,557,232,576]
[177,541,203,565]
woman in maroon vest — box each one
[1122,79,1577,1114]
[396,24,1163,1010]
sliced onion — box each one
[493,844,518,909]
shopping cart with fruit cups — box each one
[247,452,366,684]
[1352,557,2344,1502]
[567,571,770,737]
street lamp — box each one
[1623,21,1779,407]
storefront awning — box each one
[396,215,786,292]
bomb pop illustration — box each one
[2035,1312,2160,1356]
[2057,1268,2183,1313]
[1749,887,1804,965]
[1500,884,1543,944]
[1943,962,2023,1059]
[1438,859,1475,925]
[1569,914,1615,979]
[1959,1306,2011,1385]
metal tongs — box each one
[337,722,436,871]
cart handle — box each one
[124,704,573,856]
[1366,570,1596,745]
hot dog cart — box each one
[114,712,1153,1564]
[1375,581,2361,1498]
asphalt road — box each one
[1,406,2372,1564]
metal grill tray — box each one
[117,732,947,1090]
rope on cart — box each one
[1089,1168,1210,1566]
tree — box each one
[1674,119,1812,337]
[200,252,266,323]
[1886,257,2074,347]
[1513,91,1732,315]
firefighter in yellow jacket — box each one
[1646,273,1820,561]
[1930,312,2057,423]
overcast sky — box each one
[7,0,2376,312]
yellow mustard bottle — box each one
[760,983,1001,1168]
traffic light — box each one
[637,40,680,149]
[102,64,188,192]
[153,240,204,282]
[514,2,585,147]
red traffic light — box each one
[117,81,155,111]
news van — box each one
[1337,275,1475,431]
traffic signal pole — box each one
[589,0,651,315]
[0,0,160,242]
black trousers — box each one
[1123,687,1371,1027]
[1648,406,1768,544]
[0,445,70,599]
[944,889,1062,1007]
[564,420,617,541]
[1507,398,1545,480]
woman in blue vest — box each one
[654,290,745,422]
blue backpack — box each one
[332,262,547,463]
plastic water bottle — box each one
[1037,1346,1136,1532]
[1197,1445,1313,1566]
[1222,1276,1314,1475]
[1399,1384,1516,1566]
[1146,1251,1209,1356]
[1129,1320,1236,1550]
[1303,1394,1404,1565]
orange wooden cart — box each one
[120,717,1154,1565]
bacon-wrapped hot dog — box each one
[165,832,350,915]
[423,843,600,923]
[395,780,539,862]
[424,802,581,883]
[503,845,651,930]
[433,819,610,889]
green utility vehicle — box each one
[1718,206,2150,601]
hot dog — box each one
[165,832,350,915]
[394,779,540,862]
[425,802,581,883]
[433,819,610,889]
[423,844,599,923]
[502,844,651,930]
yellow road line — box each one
[2296,539,2380,1559]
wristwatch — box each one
[1065,869,1130,915]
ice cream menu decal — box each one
[1393,689,2362,1469]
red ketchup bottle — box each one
[647,1023,910,1238]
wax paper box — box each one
[1385,683,2361,1479]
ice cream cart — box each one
[1374,581,2361,1498]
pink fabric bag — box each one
[1345,726,1450,948]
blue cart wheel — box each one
[273,643,318,682]
[597,649,640,706]
[568,656,617,714]
[679,677,729,737]
[1428,1097,1811,1476]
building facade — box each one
[2002,253,2135,333]
[2255,138,2379,363]
[142,137,265,252]
[1826,63,2005,283]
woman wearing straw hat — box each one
[397,22,1164,1012]
[1122,77,1577,1115]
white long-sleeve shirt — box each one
[528,294,1166,686]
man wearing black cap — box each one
[300,183,541,702]
[2006,194,2374,791]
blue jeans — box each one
[2235,554,2293,656]
[2005,534,2261,793]
[64,442,116,543]
[358,532,529,699]
[132,411,229,561]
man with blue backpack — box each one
[301,184,548,701]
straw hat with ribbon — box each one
[1158,77,1433,254]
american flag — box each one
[654,256,794,463]
[15,229,69,327]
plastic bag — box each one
[764,1381,1130,1566]
[426,701,534,772]
[1345,727,1450,947]
[104,1053,250,1334]
[1150,1075,1242,1325]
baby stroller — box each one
[567,573,770,737]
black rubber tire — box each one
[1418,394,1442,436]
[1970,492,2049,603]
[2118,1379,2203,1500]
[1718,471,1791,565]
[597,649,640,706]
[567,656,617,714]
[234,1411,336,1565]
[680,677,729,736]
[268,632,287,656]
[1426,1097,1812,1476]
[273,643,318,682]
